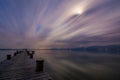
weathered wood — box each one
[29,54,34,59]
[6,54,11,60]
[36,60,44,72]
[0,51,53,80]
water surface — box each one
[35,50,120,80]
[0,50,120,80]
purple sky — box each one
[0,0,120,49]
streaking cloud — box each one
[0,0,120,49]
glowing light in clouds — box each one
[0,0,120,48]
[72,6,83,15]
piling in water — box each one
[32,51,35,54]
[29,54,33,59]
[14,52,17,56]
[16,51,19,55]
[7,54,11,60]
[35,60,44,72]
[27,51,30,55]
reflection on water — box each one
[35,50,120,80]
[0,50,120,80]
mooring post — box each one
[32,51,35,54]
[14,52,16,56]
[29,51,35,59]
[7,54,11,60]
[27,51,30,55]
[16,51,18,55]
[29,54,33,59]
[35,60,44,72]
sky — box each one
[0,0,120,49]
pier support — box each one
[29,54,33,59]
[14,52,17,56]
[35,60,44,72]
[29,51,35,59]
[7,54,11,60]
[32,51,35,54]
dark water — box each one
[34,50,120,80]
[1,50,120,80]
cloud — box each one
[0,0,120,48]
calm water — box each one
[0,50,120,80]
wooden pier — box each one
[0,50,52,80]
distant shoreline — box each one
[0,45,120,54]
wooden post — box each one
[32,51,35,54]
[14,52,16,56]
[16,51,18,55]
[7,54,11,60]
[29,54,33,59]
[27,51,30,55]
[35,60,44,72]
[29,51,35,59]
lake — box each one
[0,50,120,80]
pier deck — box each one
[0,52,52,80]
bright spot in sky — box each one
[72,6,83,15]
[76,10,82,15]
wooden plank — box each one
[0,51,53,80]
